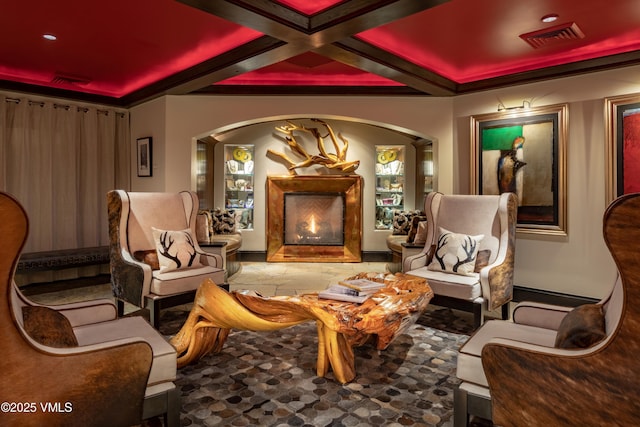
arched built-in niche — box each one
[194,115,436,254]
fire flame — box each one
[309,214,317,234]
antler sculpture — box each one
[268,119,360,174]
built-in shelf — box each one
[375,145,404,230]
[224,144,254,230]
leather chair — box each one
[108,190,226,328]
[404,192,517,327]
[454,192,640,426]
[1,191,179,426]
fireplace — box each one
[284,193,344,246]
[267,176,362,262]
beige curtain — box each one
[0,94,130,280]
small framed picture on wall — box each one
[137,137,152,177]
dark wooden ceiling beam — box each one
[316,38,458,96]
[176,0,309,43]
[121,36,308,107]
[193,85,426,96]
[306,0,450,47]
[309,0,449,38]
[174,0,452,94]
[457,50,640,94]
[178,0,449,46]
[1,1,635,106]
[0,80,127,107]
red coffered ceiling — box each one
[1,0,639,107]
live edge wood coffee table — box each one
[170,272,433,383]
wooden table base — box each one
[170,273,433,383]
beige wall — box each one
[130,96,167,191]
[129,65,640,298]
[131,96,453,190]
[451,66,640,298]
[131,96,453,252]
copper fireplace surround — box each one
[267,175,362,262]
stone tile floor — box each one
[27,261,392,312]
[227,262,392,296]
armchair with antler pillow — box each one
[404,192,517,328]
[108,190,226,328]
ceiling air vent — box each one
[51,72,91,86]
[520,22,585,49]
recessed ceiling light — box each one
[43,34,57,41]
[541,14,559,23]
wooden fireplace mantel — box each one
[266,175,362,262]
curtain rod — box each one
[4,96,126,117]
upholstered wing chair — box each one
[404,192,517,327]
[108,190,226,328]
[1,191,178,426]
[454,192,640,426]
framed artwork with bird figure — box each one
[471,103,568,236]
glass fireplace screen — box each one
[284,192,345,246]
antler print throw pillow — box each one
[152,228,202,273]
[427,227,484,276]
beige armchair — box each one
[454,192,640,426]
[404,192,517,327]
[108,190,226,328]
[1,191,179,426]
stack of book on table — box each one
[318,278,386,303]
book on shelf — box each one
[318,285,372,303]
[337,278,386,293]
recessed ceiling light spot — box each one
[541,14,558,23]
[43,34,57,41]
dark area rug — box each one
[159,306,475,427]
